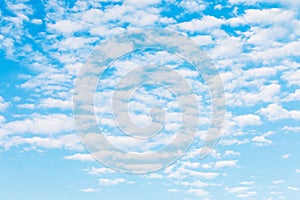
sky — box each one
[0,0,300,199]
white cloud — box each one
[0,115,5,124]
[273,180,285,184]
[39,98,72,110]
[17,103,35,109]
[192,35,214,46]
[181,180,210,188]
[252,132,274,146]
[63,153,95,162]
[229,0,300,8]
[2,1,300,198]
[54,37,97,50]
[201,164,212,169]
[187,188,209,197]
[124,0,161,8]
[80,188,101,193]
[31,19,43,24]
[12,96,21,102]
[87,167,116,175]
[283,126,300,133]
[243,67,277,79]
[228,8,295,26]
[220,138,250,146]
[48,20,83,34]
[168,166,219,180]
[99,178,126,186]
[259,104,300,121]
[284,89,300,102]
[226,186,257,198]
[287,186,299,191]
[178,0,207,13]
[210,36,243,59]
[224,150,240,157]
[215,160,238,169]
[296,169,300,174]
[0,114,75,136]
[239,181,255,185]
[178,16,224,33]
[246,26,288,49]
[0,97,9,112]
[282,69,300,86]
[229,0,265,4]
[145,173,163,179]
[1,134,83,151]
[81,9,104,23]
[281,154,291,159]
[226,187,248,193]
[181,162,200,168]
[233,114,262,127]
[168,188,179,193]
[227,83,281,107]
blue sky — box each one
[1,0,300,199]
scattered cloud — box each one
[252,132,274,146]
[287,186,299,191]
[281,154,291,159]
[215,160,238,169]
[273,180,284,184]
[224,150,240,157]
[283,126,300,133]
[233,114,262,127]
[226,186,257,198]
[0,97,9,112]
[48,20,84,34]
[239,181,255,185]
[259,104,300,121]
[63,153,95,162]
[80,188,101,193]
[0,114,75,136]
[0,1,299,199]
[99,178,133,186]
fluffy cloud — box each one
[0,114,75,136]
[80,188,101,193]
[226,186,257,198]
[187,188,209,197]
[281,154,291,159]
[283,126,300,133]
[215,160,238,169]
[87,167,116,175]
[252,131,274,146]
[282,69,300,86]
[177,16,225,32]
[1,134,82,151]
[287,186,299,191]
[233,114,262,127]
[99,178,127,186]
[48,20,84,34]
[0,96,9,112]
[227,83,281,107]
[224,150,240,157]
[259,104,300,121]
[39,98,72,110]
[273,180,284,184]
[228,8,295,26]
[0,115,5,124]
[63,153,95,162]
[124,0,161,8]
[1,1,299,199]
[284,89,300,102]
